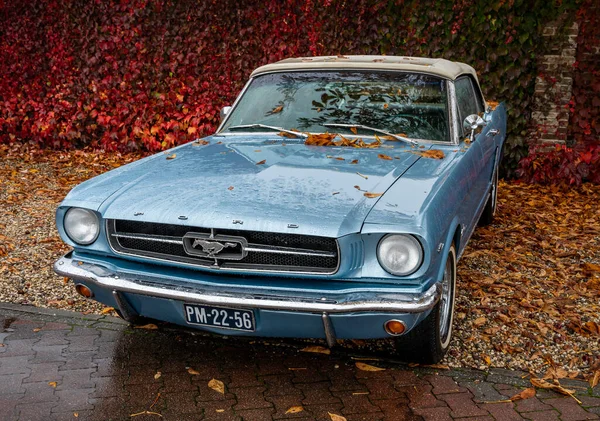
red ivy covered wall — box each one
[569,0,600,147]
[0,0,588,180]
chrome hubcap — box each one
[439,255,453,341]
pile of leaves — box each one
[516,144,600,185]
[0,0,583,177]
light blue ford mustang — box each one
[54,56,506,363]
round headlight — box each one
[64,208,99,245]
[377,234,423,276]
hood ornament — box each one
[191,239,237,258]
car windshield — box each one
[221,71,450,142]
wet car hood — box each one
[66,135,428,238]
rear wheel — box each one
[394,245,456,364]
[479,170,498,226]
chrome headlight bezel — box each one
[376,234,424,276]
[63,208,100,245]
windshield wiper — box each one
[227,124,308,139]
[323,123,418,146]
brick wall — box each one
[530,21,579,145]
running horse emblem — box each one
[191,239,238,257]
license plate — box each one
[183,304,255,332]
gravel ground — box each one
[1,146,599,380]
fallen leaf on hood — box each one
[227,186,234,191]
[256,159,266,165]
[417,149,445,159]
[510,387,536,401]
[187,367,200,375]
[134,323,158,330]
[364,192,383,198]
[332,192,340,195]
[270,105,284,114]
[350,159,358,164]
[356,172,368,179]
[154,371,162,380]
[208,378,225,394]
[192,139,209,146]
[166,154,176,160]
[328,413,347,421]
[300,345,331,355]
[100,307,116,315]
[355,362,385,371]
[334,157,345,161]
[285,406,304,414]
[277,131,298,138]
[377,153,393,160]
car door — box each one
[454,76,497,217]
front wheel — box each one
[394,245,457,364]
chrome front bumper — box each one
[54,252,441,345]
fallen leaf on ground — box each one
[130,410,162,417]
[166,154,176,160]
[355,362,385,371]
[509,387,536,401]
[256,159,266,165]
[364,192,383,198]
[134,323,158,330]
[285,406,304,414]
[473,317,487,327]
[588,370,600,388]
[187,368,200,375]
[100,307,116,315]
[48,381,57,388]
[33,328,41,332]
[530,377,581,404]
[300,345,331,355]
[74,413,78,418]
[154,371,162,380]
[328,413,347,421]
[216,409,224,413]
[208,378,225,394]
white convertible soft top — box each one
[251,55,478,81]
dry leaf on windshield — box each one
[328,413,347,421]
[270,105,284,114]
[187,367,200,375]
[355,362,385,371]
[285,406,304,414]
[208,378,225,394]
[305,133,337,146]
[300,345,331,355]
[350,127,358,134]
[509,387,536,401]
[417,150,445,159]
[377,154,392,161]
[192,139,209,146]
[166,154,176,160]
[364,192,383,198]
[350,159,358,164]
[134,323,158,330]
[256,159,266,165]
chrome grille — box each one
[106,220,339,274]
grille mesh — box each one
[108,220,339,274]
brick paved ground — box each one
[1,303,598,421]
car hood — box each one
[70,135,427,238]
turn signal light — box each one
[384,319,406,335]
[75,284,94,298]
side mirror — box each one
[463,114,486,142]
[220,106,232,123]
